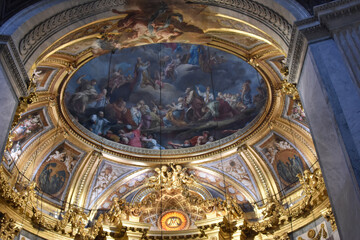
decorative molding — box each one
[18,0,128,63]
[0,35,28,97]
[239,145,271,198]
[185,0,293,45]
[20,131,58,176]
[272,120,317,158]
[287,0,360,83]
[74,151,101,206]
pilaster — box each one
[0,35,27,156]
[288,1,360,240]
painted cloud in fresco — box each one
[65,43,267,150]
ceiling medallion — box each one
[158,210,190,231]
[64,43,268,154]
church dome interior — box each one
[2,0,358,239]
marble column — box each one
[290,2,360,239]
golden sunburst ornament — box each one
[159,211,190,231]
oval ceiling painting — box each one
[65,43,267,150]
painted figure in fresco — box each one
[149,106,161,128]
[38,163,66,195]
[240,80,252,109]
[88,111,110,136]
[109,69,128,94]
[131,103,142,126]
[163,97,187,127]
[68,42,267,150]
[168,140,191,149]
[216,96,238,120]
[290,101,306,122]
[10,114,42,144]
[188,45,201,65]
[105,99,137,128]
[10,142,22,161]
[276,154,304,184]
[154,71,165,89]
[119,124,142,148]
[135,57,156,89]
[189,131,210,146]
[46,149,78,174]
[197,86,214,104]
[185,88,205,121]
[138,100,152,129]
[141,134,165,150]
[70,75,98,113]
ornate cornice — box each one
[287,0,360,83]
[18,0,127,63]
[0,35,28,97]
[73,151,101,206]
[185,0,292,45]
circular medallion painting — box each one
[65,43,267,151]
[158,211,190,231]
[36,160,68,198]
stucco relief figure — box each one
[90,164,129,203]
[146,164,195,191]
[212,158,255,193]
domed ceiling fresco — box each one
[65,43,267,150]
[0,0,339,238]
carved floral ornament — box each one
[0,163,336,239]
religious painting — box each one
[284,97,309,128]
[256,133,309,189]
[34,142,84,202]
[91,1,208,57]
[65,43,267,150]
[5,108,50,165]
[88,161,139,205]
